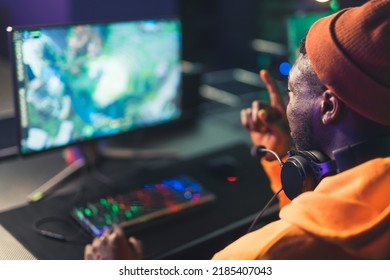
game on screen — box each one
[10,18,182,154]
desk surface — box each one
[0,108,278,259]
[0,108,250,212]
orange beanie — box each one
[306,0,390,126]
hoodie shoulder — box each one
[280,157,390,259]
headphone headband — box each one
[333,135,390,172]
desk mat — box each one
[0,142,275,260]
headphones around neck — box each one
[252,135,390,200]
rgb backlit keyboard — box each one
[71,176,216,236]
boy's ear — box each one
[320,90,343,125]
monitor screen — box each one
[8,18,182,155]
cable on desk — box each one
[33,216,89,243]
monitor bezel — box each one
[7,16,184,157]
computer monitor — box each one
[7,17,182,155]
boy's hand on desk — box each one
[84,225,143,260]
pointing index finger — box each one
[260,69,286,113]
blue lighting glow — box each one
[279,62,292,76]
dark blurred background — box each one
[0,0,368,118]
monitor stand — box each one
[26,141,178,203]
[26,156,86,202]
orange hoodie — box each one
[212,157,390,259]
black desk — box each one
[0,143,277,260]
[0,107,279,259]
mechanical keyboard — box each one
[71,175,216,236]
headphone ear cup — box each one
[281,151,327,200]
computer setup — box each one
[7,17,217,238]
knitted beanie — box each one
[306,0,390,126]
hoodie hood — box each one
[280,157,390,259]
